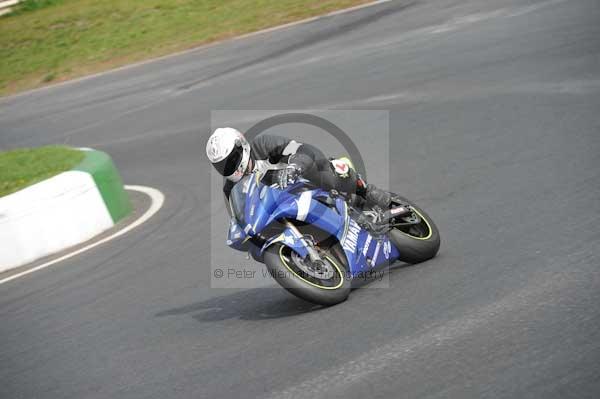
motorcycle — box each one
[225,164,440,305]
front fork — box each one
[283,219,324,264]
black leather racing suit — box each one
[223,135,359,200]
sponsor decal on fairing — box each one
[342,218,361,254]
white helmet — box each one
[206,127,251,182]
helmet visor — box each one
[212,143,243,177]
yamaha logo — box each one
[342,219,361,254]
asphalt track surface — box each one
[1,0,600,398]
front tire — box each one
[263,243,351,306]
[388,196,441,264]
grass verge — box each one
[0,0,374,96]
[0,146,84,197]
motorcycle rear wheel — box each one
[388,195,441,264]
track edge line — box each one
[0,185,165,286]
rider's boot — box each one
[364,184,392,209]
[353,176,394,233]
[355,175,392,209]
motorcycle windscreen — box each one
[229,174,251,225]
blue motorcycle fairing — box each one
[338,216,400,272]
[226,218,249,251]
[226,172,402,277]
[261,227,309,258]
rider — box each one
[206,127,393,210]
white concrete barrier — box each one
[0,0,19,16]
[0,149,131,273]
[0,171,113,272]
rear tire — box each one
[263,243,351,306]
[388,196,441,264]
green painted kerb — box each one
[74,150,132,223]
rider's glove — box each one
[277,164,302,189]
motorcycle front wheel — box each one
[263,243,351,306]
